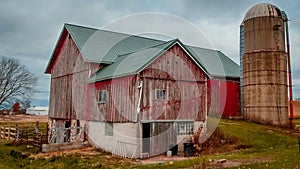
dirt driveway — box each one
[0,114,48,123]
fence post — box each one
[15,125,18,141]
[35,121,39,133]
[26,131,28,144]
[0,127,2,139]
[46,123,49,144]
[8,126,10,140]
[2,127,4,139]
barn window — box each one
[105,122,113,136]
[177,122,194,135]
[155,89,166,100]
[98,90,107,103]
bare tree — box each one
[20,99,31,110]
[0,56,37,109]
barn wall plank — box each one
[139,44,208,121]
[49,33,89,120]
[88,76,138,122]
[87,44,208,122]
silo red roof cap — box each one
[243,3,284,21]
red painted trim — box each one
[208,79,240,117]
[45,28,68,74]
[287,44,294,127]
[91,76,134,89]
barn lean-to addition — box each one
[44,23,240,158]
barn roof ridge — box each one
[88,39,179,82]
[64,23,166,64]
[65,23,165,44]
[116,38,178,58]
[46,23,240,79]
[89,38,215,83]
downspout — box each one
[283,11,294,128]
[136,79,143,158]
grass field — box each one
[294,118,300,126]
[0,121,47,137]
[217,119,300,168]
[0,119,300,168]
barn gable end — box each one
[87,41,209,123]
[48,32,89,120]
[139,43,208,121]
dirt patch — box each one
[30,146,134,167]
[264,126,300,138]
[0,114,48,123]
[138,155,194,165]
[192,127,248,156]
[30,147,99,159]
[143,156,272,169]
[205,157,271,168]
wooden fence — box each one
[32,132,47,149]
[0,125,47,149]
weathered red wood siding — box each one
[88,44,208,122]
[87,76,138,122]
[49,33,89,120]
[207,79,240,117]
[222,81,240,117]
[139,44,207,121]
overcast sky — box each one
[0,0,299,106]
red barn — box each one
[45,23,240,157]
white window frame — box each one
[98,90,107,103]
[155,89,166,100]
[105,122,113,136]
[179,123,186,133]
[177,122,194,135]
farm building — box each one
[44,23,240,158]
[26,106,49,116]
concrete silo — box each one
[242,3,289,127]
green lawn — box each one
[294,118,300,126]
[0,139,134,169]
[217,119,300,168]
[0,120,299,168]
[0,122,47,137]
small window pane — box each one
[177,122,194,135]
[179,124,186,133]
[98,90,107,103]
[156,89,166,100]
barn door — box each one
[150,122,176,156]
[64,121,71,142]
[142,123,151,154]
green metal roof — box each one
[89,39,178,82]
[65,23,164,64]
[186,46,240,78]
[62,23,240,81]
